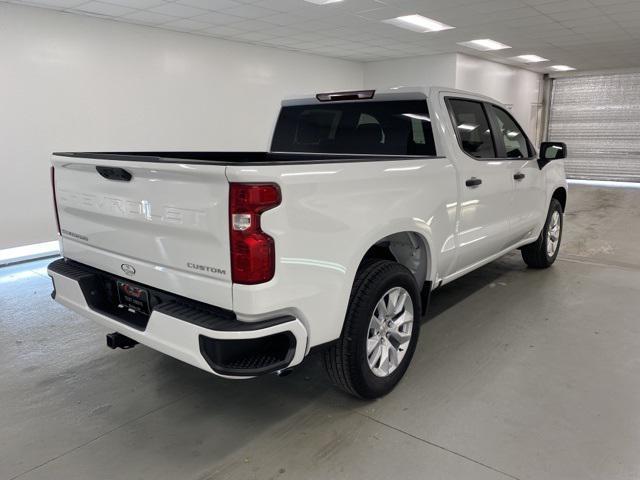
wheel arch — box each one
[551,186,567,211]
[358,230,433,289]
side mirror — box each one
[538,142,567,168]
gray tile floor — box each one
[2,184,640,480]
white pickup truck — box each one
[48,87,567,398]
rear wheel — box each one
[322,260,421,399]
[521,198,563,268]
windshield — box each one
[270,100,436,156]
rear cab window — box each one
[270,100,436,156]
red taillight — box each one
[51,166,61,235]
[229,183,281,285]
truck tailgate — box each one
[52,155,232,309]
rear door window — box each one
[447,99,496,159]
[271,100,436,156]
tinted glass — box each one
[490,105,531,158]
[271,100,436,156]
[448,99,496,158]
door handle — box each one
[96,166,132,182]
[513,172,525,181]
[465,177,482,187]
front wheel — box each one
[521,198,563,268]
[322,260,421,399]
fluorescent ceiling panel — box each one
[303,0,343,4]
[383,14,454,33]
[513,54,549,63]
[550,65,576,71]
[458,39,511,51]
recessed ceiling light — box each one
[383,14,454,33]
[513,54,549,63]
[303,0,343,4]
[458,39,511,51]
[550,65,576,71]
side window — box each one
[489,106,531,159]
[447,99,496,158]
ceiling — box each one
[6,0,640,71]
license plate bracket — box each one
[116,280,150,315]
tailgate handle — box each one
[96,166,132,182]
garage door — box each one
[548,73,640,182]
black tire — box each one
[521,198,563,268]
[322,259,421,399]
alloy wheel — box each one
[366,287,414,377]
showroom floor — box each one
[2,184,639,480]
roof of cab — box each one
[281,86,501,107]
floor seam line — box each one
[8,392,196,480]
[30,269,51,279]
[356,412,521,480]
[558,255,640,272]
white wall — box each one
[364,52,543,139]
[363,53,457,90]
[0,3,363,250]
[455,53,543,140]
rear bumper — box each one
[47,259,307,378]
